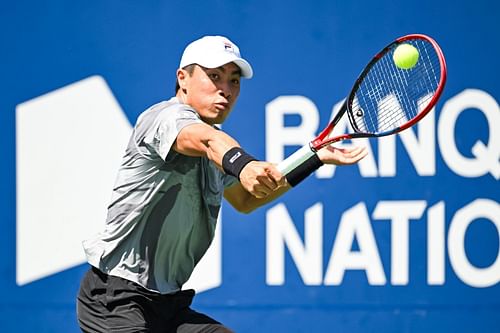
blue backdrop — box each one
[1,1,499,332]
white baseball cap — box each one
[179,36,253,79]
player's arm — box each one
[223,181,290,214]
[174,122,238,162]
[174,122,286,198]
[224,145,368,214]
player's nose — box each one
[218,79,235,99]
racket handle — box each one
[276,144,316,175]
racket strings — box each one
[351,39,441,134]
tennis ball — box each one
[393,43,419,69]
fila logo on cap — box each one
[224,41,234,51]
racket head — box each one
[347,34,447,136]
[312,34,447,150]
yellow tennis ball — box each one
[393,43,419,69]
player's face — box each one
[178,62,241,125]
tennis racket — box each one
[278,33,447,175]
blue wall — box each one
[1,1,499,332]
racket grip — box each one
[276,144,316,176]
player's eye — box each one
[231,78,240,86]
[208,73,220,81]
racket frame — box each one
[311,33,447,152]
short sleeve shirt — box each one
[83,97,237,294]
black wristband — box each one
[222,147,257,180]
[285,153,323,187]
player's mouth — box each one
[214,102,230,111]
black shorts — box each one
[77,266,234,333]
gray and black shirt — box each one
[83,97,237,294]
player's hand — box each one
[317,145,368,165]
[239,161,286,198]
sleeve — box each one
[143,105,203,160]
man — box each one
[77,35,367,332]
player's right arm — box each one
[174,122,286,199]
[223,145,367,213]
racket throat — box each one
[311,134,352,150]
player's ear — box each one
[177,69,188,93]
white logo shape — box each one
[16,76,221,292]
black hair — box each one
[175,64,197,94]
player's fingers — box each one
[247,163,279,190]
[324,145,367,165]
[345,146,364,157]
[340,146,366,158]
[346,146,368,162]
[257,174,279,191]
[340,146,364,156]
[265,165,287,187]
[252,184,273,198]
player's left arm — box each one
[223,180,291,214]
[224,145,367,213]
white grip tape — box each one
[276,144,316,175]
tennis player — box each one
[77,35,367,333]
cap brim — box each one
[195,54,253,79]
[232,59,253,79]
